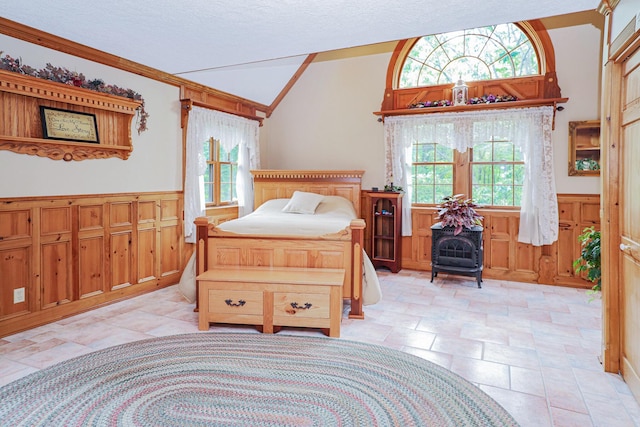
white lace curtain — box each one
[384,106,558,246]
[184,106,260,243]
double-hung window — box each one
[203,137,238,206]
[410,138,524,208]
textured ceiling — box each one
[1,0,600,105]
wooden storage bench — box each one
[197,266,345,337]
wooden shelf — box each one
[0,70,141,161]
[374,98,568,120]
[0,136,132,161]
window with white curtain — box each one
[384,106,558,246]
[184,106,260,243]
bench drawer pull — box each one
[225,299,246,307]
[290,302,312,310]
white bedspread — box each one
[179,196,382,306]
[218,196,359,236]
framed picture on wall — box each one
[40,106,100,143]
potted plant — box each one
[573,226,601,293]
[435,194,484,235]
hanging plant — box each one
[0,51,149,134]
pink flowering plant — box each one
[0,51,149,134]
[435,194,484,235]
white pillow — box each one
[281,191,324,214]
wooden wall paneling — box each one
[137,200,157,283]
[77,203,106,298]
[108,201,134,290]
[40,206,73,308]
[0,244,31,319]
[0,207,34,319]
[399,196,597,287]
[159,196,181,277]
[0,191,184,338]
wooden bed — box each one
[194,170,367,319]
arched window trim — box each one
[378,20,564,116]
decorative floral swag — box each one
[409,94,518,109]
[0,51,149,134]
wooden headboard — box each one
[251,170,364,213]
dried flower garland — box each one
[409,94,518,109]
[0,51,149,134]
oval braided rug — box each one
[0,333,519,426]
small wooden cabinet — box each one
[366,191,403,273]
[568,120,601,176]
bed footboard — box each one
[194,216,365,319]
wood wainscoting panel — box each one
[110,202,133,227]
[160,223,180,277]
[137,228,156,283]
[0,245,31,318]
[138,200,157,223]
[78,235,105,298]
[0,191,184,338]
[110,231,133,290]
[40,240,73,308]
[0,210,31,241]
[396,194,599,287]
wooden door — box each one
[617,45,640,399]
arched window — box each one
[399,24,540,88]
[382,21,562,246]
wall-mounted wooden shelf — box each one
[0,70,141,161]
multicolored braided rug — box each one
[0,333,519,426]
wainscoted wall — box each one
[0,192,183,337]
[363,194,599,288]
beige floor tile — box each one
[0,270,639,427]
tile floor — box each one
[1,270,638,426]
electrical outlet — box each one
[13,287,25,304]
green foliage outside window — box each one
[412,142,454,204]
[203,139,239,205]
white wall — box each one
[262,44,395,190]
[0,35,182,198]
[263,12,604,196]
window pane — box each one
[413,143,435,162]
[220,164,232,202]
[435,145,454,162]
[493,142,514,161]
[204,164,214,203]
[434,164,453,184]
[473,143,492,162]
[472,164,492,185]
[230,145,239,163]
[472,185,492,205]
[434,184,453,202]
[493,164,513,185]
[493,186,513,206]
[470,139,523,206]
[203,140,211,160]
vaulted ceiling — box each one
[2,0,600,106]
